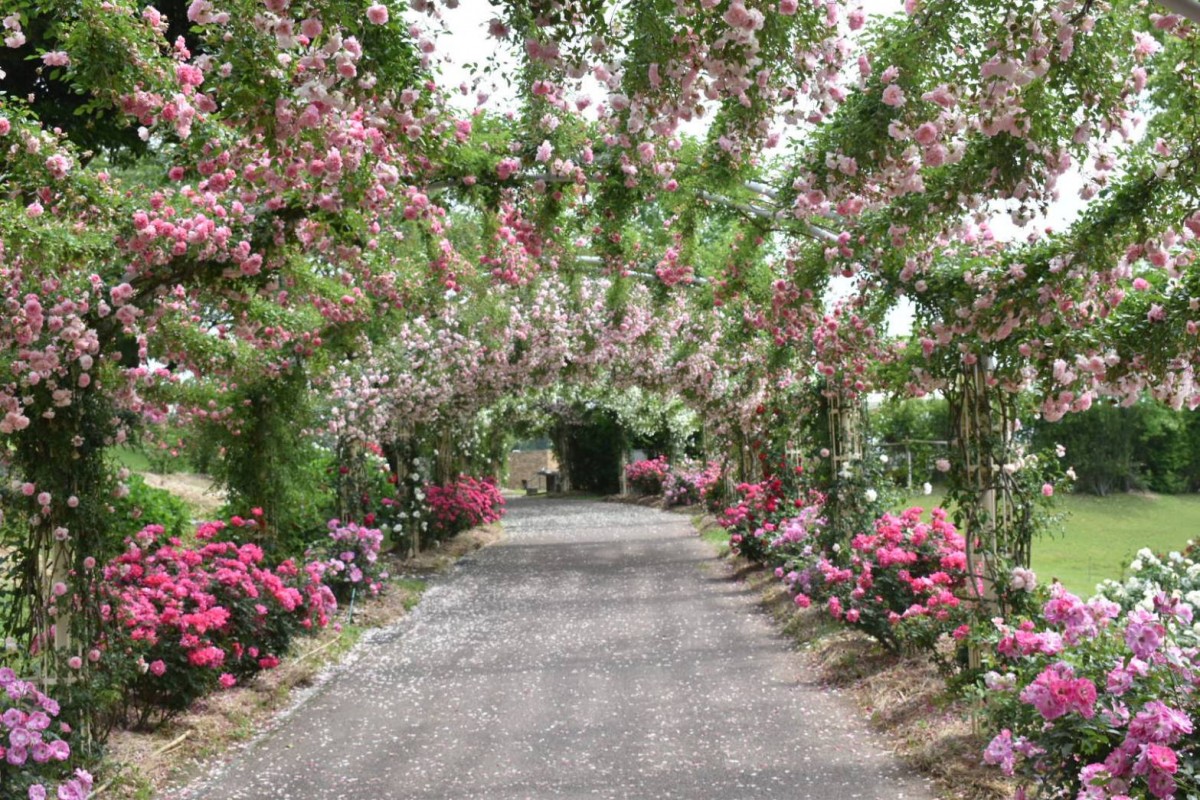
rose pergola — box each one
[1,0,1199,790]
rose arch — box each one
[1,0,1199,795]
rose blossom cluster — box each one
[0,667,92,799]
[982,577,1199,800]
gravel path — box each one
[178,497,935,799]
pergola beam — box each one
[696,191,840,244]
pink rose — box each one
[914,122,939,145]
[366,3,389,24]
[881,84,906,107]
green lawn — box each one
[111,445,153,472]
[1032,493,1200,595]
[895,488,1200,596]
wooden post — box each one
[905,443,913,491]
[48,540,71,652]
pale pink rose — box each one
[881,84,906,107]
[366,3,389,24]
[914,122,939,145]
[921,84,956,108]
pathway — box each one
[178,497,935,799]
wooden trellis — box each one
[826,390,864,475]
[823,389,866,541]
[947,357,1028,612]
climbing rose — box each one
[366,3,388,24]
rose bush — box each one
[625,457,670,496]
[307,520,388,602]
[99,521,336,722]
[979,576,1199,800]
[719,477,792,563]
[662,460,723,508]
[425,476,505,541]
[0,668,92,800]
[784,507,971,653]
